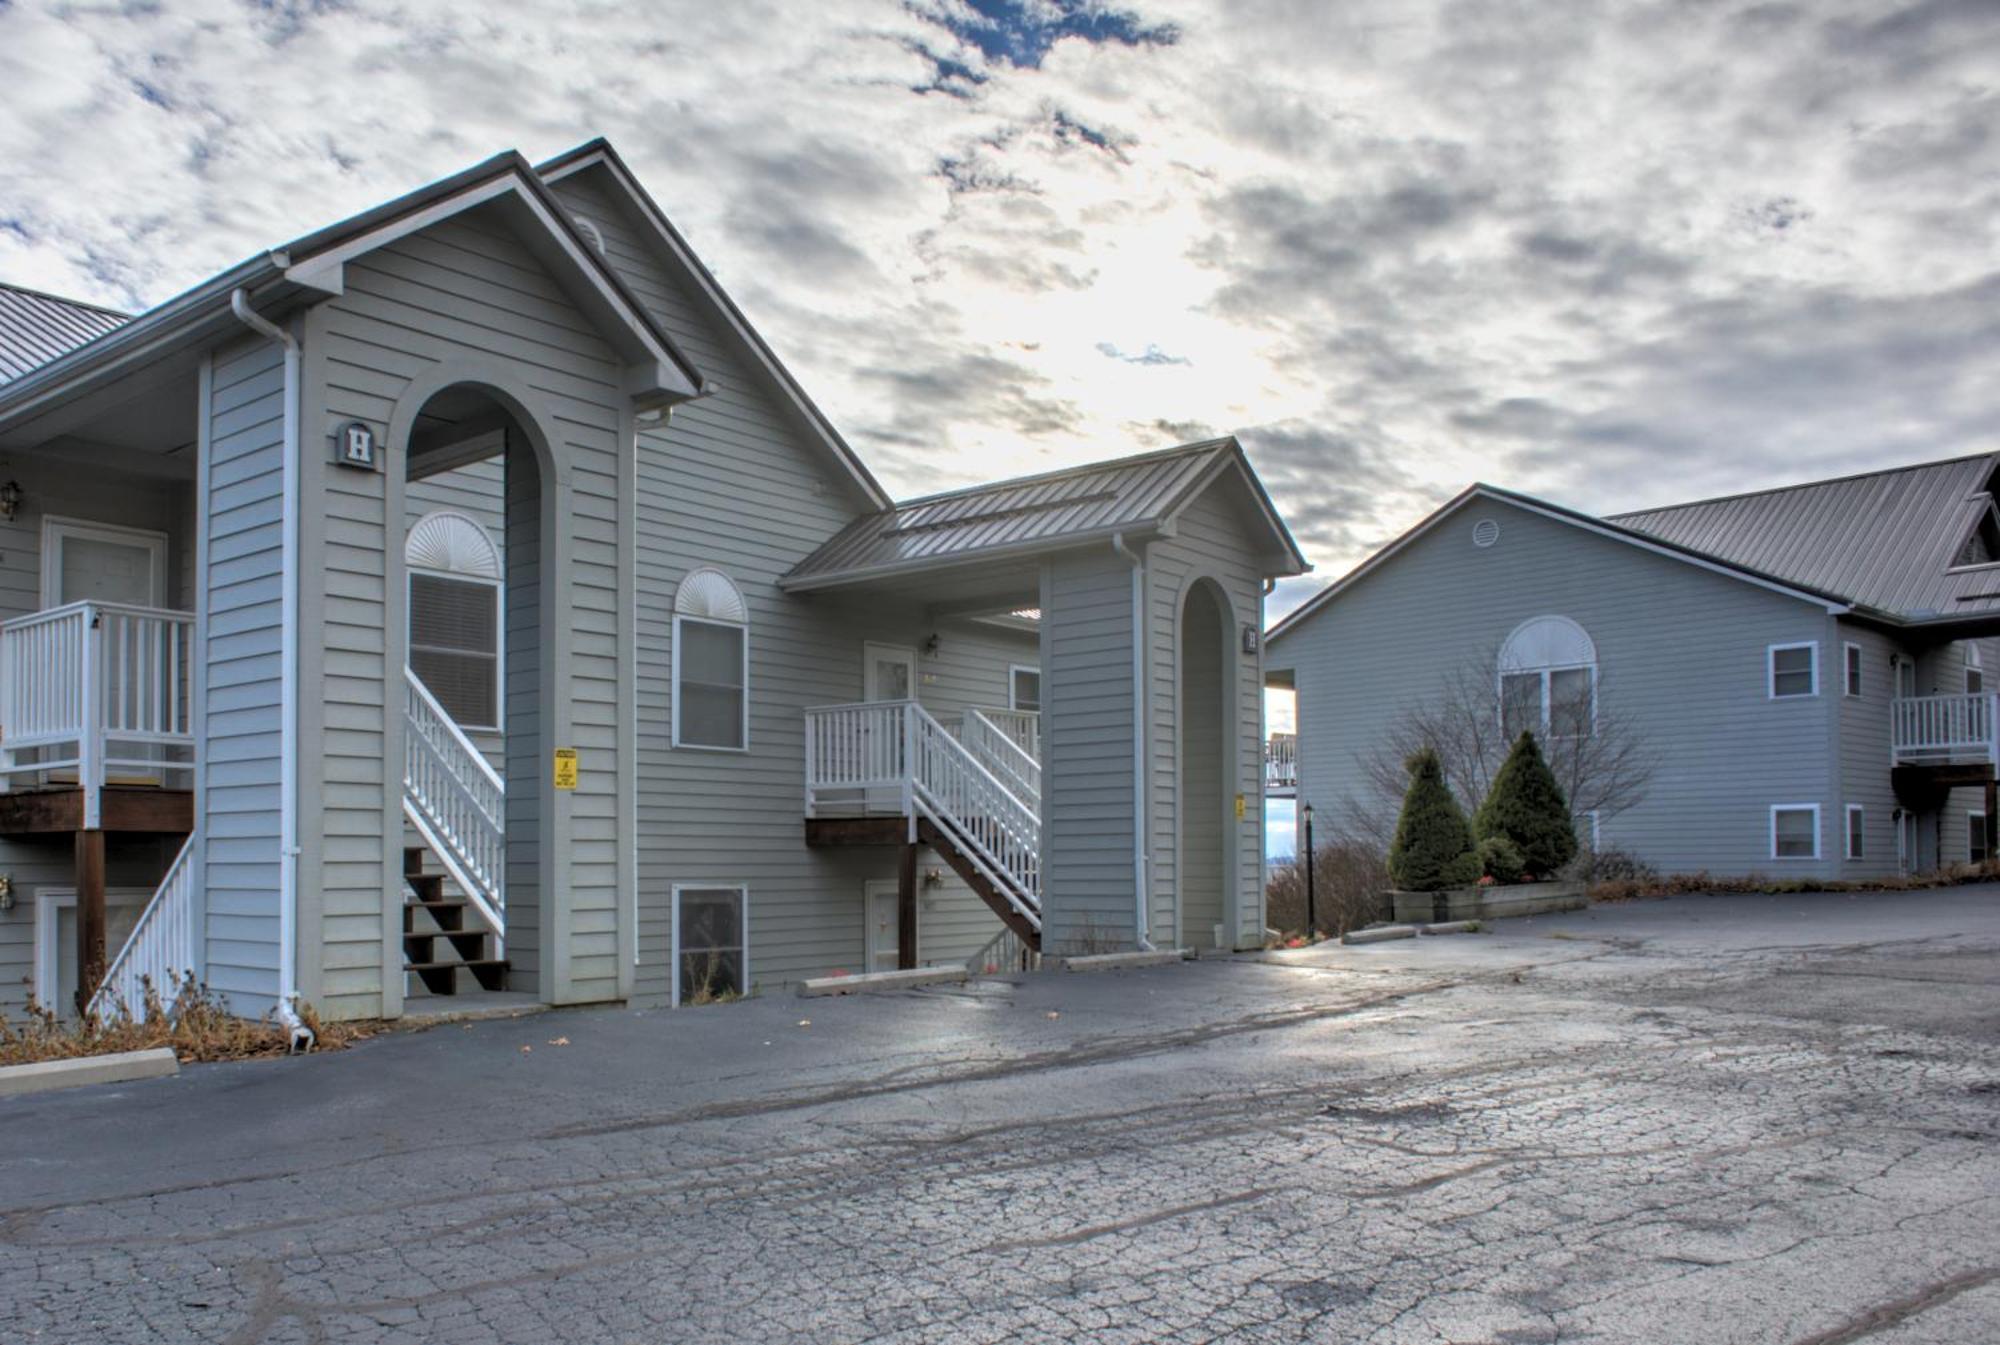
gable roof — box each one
[0,282,128,386]
[1607,453,1998,619]
[0,150,704,428]
[1265,481,1857,648]
[536,139,890,510]
[781,437,1309,591]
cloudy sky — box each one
[3,0,1997,619]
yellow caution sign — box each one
[1235,793,1246,820]
[553,748,579,790]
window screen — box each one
[1547,667,1594,737]
[1500,673,1541,741]
[1010,666,1042,713]
[1770,645,1815,698]
[1773,807,1817,859]
[1845,645,1863,698]
[410,573,500,728]
[1846,808,1865,861]
[676,887,746,1004]
[676,617,746,749]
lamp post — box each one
[1301,801,1316,936]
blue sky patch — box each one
[925,0,1179,70]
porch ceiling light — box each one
[0,481,20,521]
[923,633,940,656]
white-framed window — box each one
[1578,809,1601,851]
[1768,642,1818,699]
[672,568,749,751]
[1844,642,1863,698]
[1968,644,1984,695]
[406,511,503,731]
[41,516,170,609]
[1498,616,1597,740]
[1771,804,1820,860]
[671,884,747,1005]
[1845,804,1865,861]
[1971,812,1989,866]
[1893,655,1917,699]
[1009,663,1042,713]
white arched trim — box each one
[406,510,501,578]
[675,567,748,623]
[1499,615,1596,673]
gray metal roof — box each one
[0,282,128,386]
[782,437,1307,590]
[1608,453,1999,618]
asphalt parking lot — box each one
[3,888,1997,1343]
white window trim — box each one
[1968,643,1985,695]
[1971,811,1989,865]
[1770,803,1821,861]
[1768,642,1819,699]
[40,516,170,610]
[669,883,749,1006]
[1498,663,1597,738]
[33,886,150,1009]
[1844,804,1865,861]
[1580,809,1601,851]
[407,567,506,734]
[672,614,750,752]
[1843,642,1863,698]
[863,641,919,704]
[1008,662,1042,713]
[862,877,918,972]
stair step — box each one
[406,957,509,995]
[403,928,486,948]
[407,896,473,910]
[405,957,506,972]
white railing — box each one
[88,834,196,1021]
[805,700,1042,931]
[0,602,196,819]
[962,708,1041,805]
[1266,732,1297,789]
[1891,692,1998,765]
[403,668,505,937]
[966,923,1040,976]
[969,707,1039,759]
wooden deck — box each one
[0,786,193,836]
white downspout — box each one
[1111,532,1154,950]
[230,289,313,1051]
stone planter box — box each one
[1389,881,1588,925]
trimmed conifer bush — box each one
[1387,747,1481,891]
[1477,835,1525,884]
[1474,731,1578,878]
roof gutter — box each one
[1111,531,1154,951]
[228,288,313,1052]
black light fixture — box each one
[1301,801,1316,936]
[923,633,940,656]
[0,481,21,521]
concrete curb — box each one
[800,967,970,997]
[0,1047,179,1099]
[1053,949,1191,972]
[1420,921,1482,936]
[1341,925,1419,946]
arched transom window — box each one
[407,511,502,730]
[673,567,749,750]
[1498,615,1596,740]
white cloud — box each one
[2,0,1996,589]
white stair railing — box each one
[966,923,1040,976]
[402,668,505,938]
[88,834,196,1021]
[907,703,1041,932]
[962,708,1040,805]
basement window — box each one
[673,886,747,1005]
[1771,804,1820,861]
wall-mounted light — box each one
[0,873,13,912]
[923,867,944,888]
[1241,623,1260,655]
[0,481,22,522]
[923,633,940,656]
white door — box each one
[863,879,908,972]
[43,518,168,608]
[36,889,147,1016]
[864,643,917,703]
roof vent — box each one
[1472,518,1500,548]
[572,215,607,254]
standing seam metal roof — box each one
[1607,453,1998,618]
[0,283,129,386]
[783,438,1304,586]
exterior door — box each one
[863,879,908,972]
[864,643,917,703]
[36,888,147,1016]
[862,644,917,813]
[43,518,168,608]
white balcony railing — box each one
[1892,692,1999,766]
[1265,732,1297,789]
[0,602,196,822]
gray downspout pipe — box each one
[1110,533,1154,950]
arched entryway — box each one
[1179,577,1237,951]
[396,380,563,1002]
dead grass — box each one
[683,951,744,1007]
[0,973,367,1067]
[1590,861,2000,904]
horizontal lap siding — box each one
[1277,498,1843,880]
[1146,482,1269,948]
[551,168,1037,999]
[303,202,629,1017]
[202,335,286,1013]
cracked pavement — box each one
[3,888,1997,1342]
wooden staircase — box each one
[403,846,508,995]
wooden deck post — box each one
[898,842,918,971]
[75,828,107,1016]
